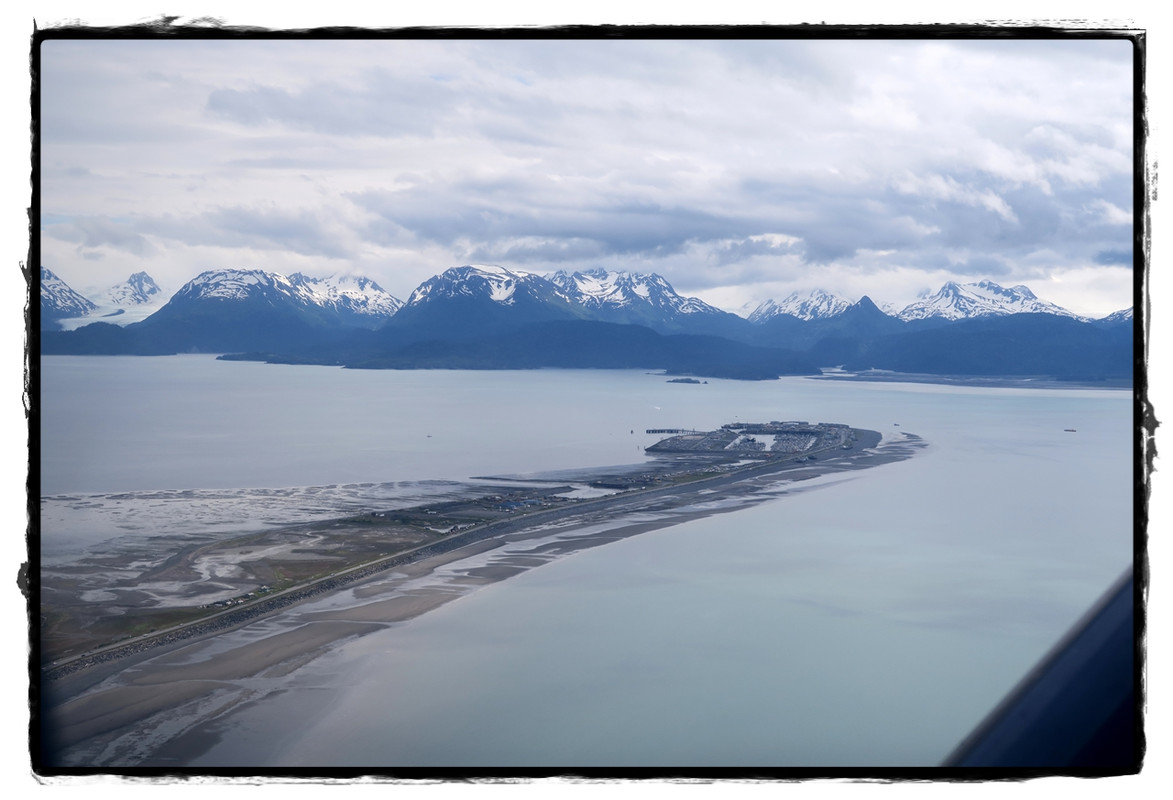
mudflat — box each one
[38,427,924,768]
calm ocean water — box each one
[39,355,1134,766]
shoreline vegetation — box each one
[40,425,925,767]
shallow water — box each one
[39,357,1133,766]
[190,398,1130,767]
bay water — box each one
[38,355,1134,766]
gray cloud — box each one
[1095,250,1133,266]
[38,37,1137,314]
[712,235,803,266]
[148,206,354,259]
[46,206,356,262]
[206,69,457,137]
[44,216,159,257]
[348,187,756,263]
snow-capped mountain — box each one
[289,272,403,323]
[40,267,97,327]
[549,269,724,317]
[748,289,853,323]
[1098,308,1133,325]
[388,265,584,340]
[42,269,166,330]
[387,264,751,341]
[162,269,401,325]
[99,271,162,307]
[548,267,750,335]
[102,268,403,352]
[546,268,746,336]
[403,265,556,308]
[62,271,171,328]
[896,280,1087,322]
[42,265,1133,381]
[167,269,300,303]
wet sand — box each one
[38,429,924,769]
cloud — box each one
[38,37,1136,312]
[1094,250,1133,266]
[205,70,457,138]
[712,233,804,266]
[47,206,357,263]
[1088,200,1133,226]
[348,187,755,264]
[43,216,159,258]
[891,172,1018,223]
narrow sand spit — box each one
[39,430,924,767]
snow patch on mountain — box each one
[405,265,549,308]
[748,289,853,322]
[1099,307,1133,323]
[548,268,724,317]
[290,272,403,317]
[98,272,162,307]
[45,270,171,329]
[167,269,402,318]
[896,280,1087,322]
[134,268,403,332]
[40,267,97,322]
[177,269,287,301]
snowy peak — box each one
[174,269,298,302]
[897,280,1086,322]
[289,272,404,318]
[172,269,401,315]
[395,265,742,337]
[100,272,162,307]
[40,267,97,322]
[1094,307,1133,328]
[749,289,853,323]
[162,268,401,329]
[405,265,549,308]
[549,268,725,317]
[41,269,166,330]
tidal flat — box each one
[40,427,921,767]
[38,359,1132,770]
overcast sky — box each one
[38,34,1136,317]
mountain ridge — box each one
[895,280,1089,322]
[38,266,1133,381]
[748,289,853,323]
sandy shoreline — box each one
[39,429,923,769]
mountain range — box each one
[39,265,1134,381]
[40,267,99,326]
[748,289,852,323]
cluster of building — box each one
[647,421,854,457]
[200,585,272,610]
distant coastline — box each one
[810,371,1133,391]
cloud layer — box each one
[39,35,1136,316]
